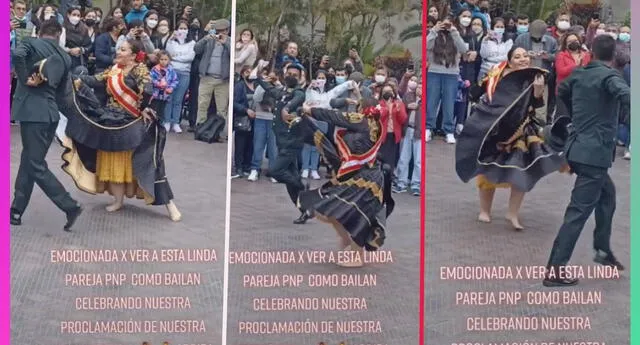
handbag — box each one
[233,114,252,132]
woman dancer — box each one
[455,47,567,230]
[298,98,392,268]
[55,39,181,221]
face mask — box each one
[314,79,326,90]
[158,26,169,35]
[284,76,298,88]
[335,76,346,84]
[609,32,618,40]
[176,29,188,39]
[517,25,528,34]
[382,92,393,101]
[494,27,505,35]
[44,13,54,20]
[472,26,483,34]
[96,17,101,23]
[69,16,80,25]
[407,80,417,90]
[147,19,158,28]
[557,21,570,31]
[85,19,96,26]
[568,41,581,51]
[460,17,471,27]
[619,33,630,42]
[596,29,605,36]
[374,75,386,84]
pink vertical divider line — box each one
[2,1,11,344]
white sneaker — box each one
[311,170,321,180]
[623,150,631,160]
[163,123,171,132]
[425,129,432,142]
[301,169,309,179]
[271,177,278,183]
[248,170,259,181]
[445,133,456,144]
[172,124,182,133]
[456,123,464,134]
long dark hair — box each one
[433,16,458,68]
[64,7,88,36]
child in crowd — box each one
[454,67,472,134]
[149,50,178,131]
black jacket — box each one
[558,60,630,168]
[11,37,72,123]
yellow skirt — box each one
[96,150,134,183]
[476,175,510,190]
[95,150,150,201]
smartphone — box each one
[18,21,27,29]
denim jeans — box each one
[427,72,458,134]
[165,71,190,125]
[301,144,319,170]
[395,127,421,190]
[251,118,278,171]
[618,123,630,148]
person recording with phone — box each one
[194,19,231,125]
[115,19,156,54]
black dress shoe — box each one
[10,209,21,226]
[64,205,83,231]
[594,251,625,270]
[293,211,311,225]
[543,277,579,287]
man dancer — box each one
[10,19,83,231]
[544,35,629,287]
[253,63,308,224]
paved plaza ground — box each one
[425,140,631,344]
[226,165,422,344]
[10,127,227,345]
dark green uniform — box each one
[254,77,307,205]
[10,37,80,223]
[547,60,630,272]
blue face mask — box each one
[335,76,347,84]
[619,32,631,42]
[494,27,505,35]
[517,25,528,34]
[209,29,217,36]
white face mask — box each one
[69,16,80,25]
[176,29,188,39]
[147,19,158,28]
[44,12,54,20]
[374,75,386,84]
[407,80,417,90]
[314,79,326,90]
[460,17,471,27]
[557,21,570,31]
[96,17,101,23]
[596,29,605,36]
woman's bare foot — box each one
[505,214,524,230]
[477,212,491,223]
[336,245,364,268]
[105,202,123,212]
[166,201,182,222]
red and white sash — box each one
[333,125,383,178]
[106,66,140,117]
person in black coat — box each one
[544,35,630,287]
[10,19,83,230]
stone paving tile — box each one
[10,127,226,345]
[425,141,631,344]
[225,170,422,344]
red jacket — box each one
[555,50,591,91]
[379,99,408,144]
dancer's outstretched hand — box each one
[141,108,157,124]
